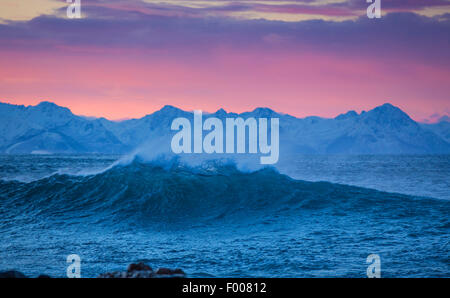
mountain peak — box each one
[335,110,358,120]
[251,107,278,117]
[36,101,58,107]
[379,102,396,109]
[33,101,73,115]
[159,105,181,113]
[370,103,408,116]
[363,103,414,127]
[215,108,227,115]
[148,105,187,122]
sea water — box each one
[0,154,448,277]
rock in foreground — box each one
[0,263,186,278]
[97,262,186,278]
[0,271,27,278]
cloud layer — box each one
[0,0,449,121]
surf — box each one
[1,157,448,230]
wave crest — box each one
[1,157,445,228]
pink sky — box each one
[0,0,449,122]
[1,45,448,122]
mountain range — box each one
[0,101,449,155]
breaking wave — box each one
[0,157,448,229]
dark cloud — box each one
[59,0,450,19]
[0,3,448,68]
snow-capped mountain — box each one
[421,117,450,144]
[0,101,449,155]
[0,102,126,154]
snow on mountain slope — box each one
[322,104,450,154]
[99,105,190,148]
[0,101,126,154]
[0,101,449,155]
[421,118,450,144]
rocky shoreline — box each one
[0,262,186,278]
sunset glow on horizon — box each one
[0,0,449,122]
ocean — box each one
[0,154,448,277]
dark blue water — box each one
[0,155,448,277]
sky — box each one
[0,0,449,122]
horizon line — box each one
[1,99,448,124]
